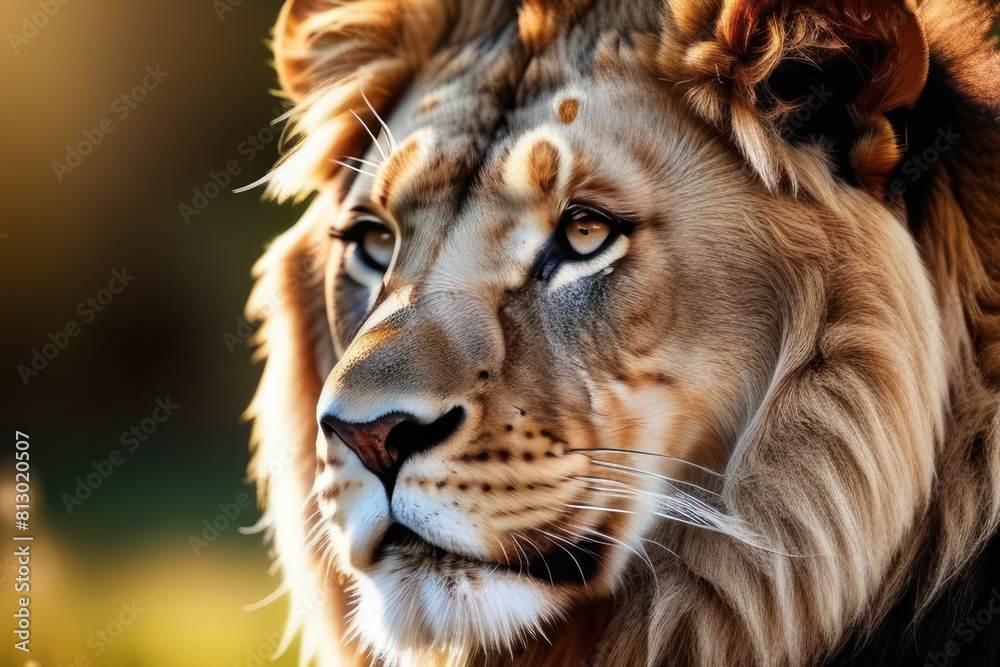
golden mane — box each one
[245,0,1000,664]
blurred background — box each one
[1,1,307,665]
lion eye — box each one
[564,219,611,256]
[556,205,623,261]
[333,214,396,286]
[360,226,395,272]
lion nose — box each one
[320,406,465,497]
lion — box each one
[243,0,1000,664]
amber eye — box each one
[332,214,396,286]
[564,218,612,256]
[359,225,394,272]
[557,205,622,260]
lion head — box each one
[246,0,1000,664]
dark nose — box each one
[320,406,465,497]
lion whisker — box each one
[349,108,387,161]
[536,528,588,585]
[242,579,293,612]
[567,447,724,477]
[586,461,723,505]
[514,532,554,586]
[359,86,397,154]
[583,475,722,517]
[551,523,609,559]
[494,537,512,567]
[232,171,273,194]
[576,473,720,500]
[566,503,634,514]
[339,155,383,170]
[638,536,681,561]
[509,534,529,576]
[580,480,636,499]
[332,158,378,178]
[587,479,726,526]
[237,515,271,535]
[563,500,773,552]
[568,521,656,578]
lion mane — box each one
[245,0,1000,665]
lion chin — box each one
[349,546,559,662]
[246,0,1000,665]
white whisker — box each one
[577,524,655,578]
[566,503,633,514]
[639,535,681,561]
[243,579,293,611]
[237,516,271,535]
[515,532,554,586]
[232,172,273,194]
[508,534,528,575]
[349,109,387,161]
[339,155,382,169]
[494,537,512,567]
[563,500,777,553]
[569,447,723,477]
[360,86,397,154]
[536,529,587,585]
[332,158,378,177]
[587,460,721,497]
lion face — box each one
[250,0,1000,665]
[310,46,826,656]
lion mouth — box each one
[372,522,608,586]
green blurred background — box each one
[1,1,307,665]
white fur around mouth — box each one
[370,522,608,586]
[348,530,568,661]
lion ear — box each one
[662,0,929,195]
